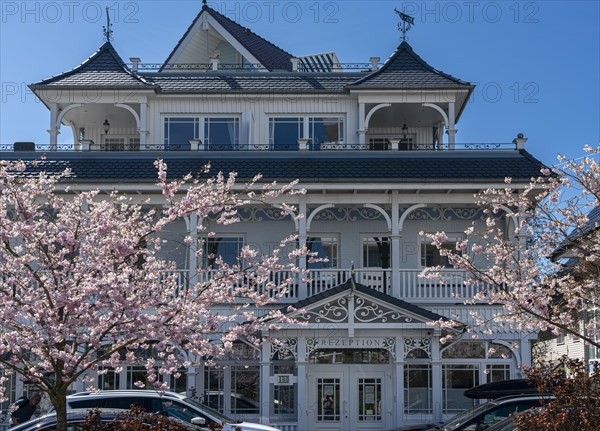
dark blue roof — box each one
[349,41,473,89]
[3,150,545,184]
[30,42,155,89]
[146,72,365,93]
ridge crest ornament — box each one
[395,7,415,41]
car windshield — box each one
[182,397,233,423]
[442,401,496,431]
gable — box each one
[284,281,450,327]
[162,5,293,72]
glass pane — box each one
[205,118,239,150]
[269,118,302,150]
[231,366,259,414]
[98,367,120,390]
[404,365,432,414]
[442,365,479,414]
[488,343,512,359]
[358,378,381,421]
[203,368,224,411]
[318,378,340,421]
[442,342,486,359]
[362,237,391,268]
[203,237,243,268]
[307,236,338,269]
[487,364,511,383]
[309,349,390,364]
[164,117,198,150]
[310,117,343,149]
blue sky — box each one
[1,0,598,166]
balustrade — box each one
[161,268,494,304]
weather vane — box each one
[394,7,415,41]
[103,7,113,42]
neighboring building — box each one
[3,3,547,430]
[534,205,600,368]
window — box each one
[269,117,303,150]
[421,234,463,268]
[98,367,120,390]
[486,364,511,383]
[231,366,260,414]
[205,117,240,150]
[318,378,340,422]
[442,364,479,414]
[362,237,391,268]
[404,364,432,414]
[442,342,486,359]
[203,368,224,411]
[358,378,382,421]
[202,236,244,268]
[273,364,296,417]
[306,236,338,269]
[164,117,200,150]
[309,117,344,149]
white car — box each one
[62,390,281,431]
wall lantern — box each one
[103,119,111,135]
[401,123,408,138]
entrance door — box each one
[308,366,389,431]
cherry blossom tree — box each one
[0,159,304,431]
[423,146,600,347]
[514,357,600,431]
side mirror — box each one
[191,417,207,426]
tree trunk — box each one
[52,387,68,431]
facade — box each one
[534,205,600,369]
[3,3,548,430]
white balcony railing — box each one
[161,268,493,304]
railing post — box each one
[298,197,308,300]
[391,192,401,298]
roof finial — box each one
[202,0,207,6]
[394,7,415,42]
[102,7,113,42]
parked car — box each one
[10,408,196,431]
[483,416,518,431]
[429,395,550,431]
[398,394,551,431]
[61,390,282,431]
[464,379,539,399]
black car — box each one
[10,409,195,431]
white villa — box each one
[4,3,547,430]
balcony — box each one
[165,268,495,304]
[2,142,520,153]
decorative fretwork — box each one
[404,337,432,358]
[235,208,292,222]
[405,207,484,221]
[270,338,298,360]
[354,297,416,323]
[312,207,387,223]
[297,297,348,323]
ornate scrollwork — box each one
[270,338,297,360]
[297,297,348,323]
[405,207,484,221]
[354,297,413,323]
[230,208,292,222]
[404,337,432,358]
[312,208,387,223]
